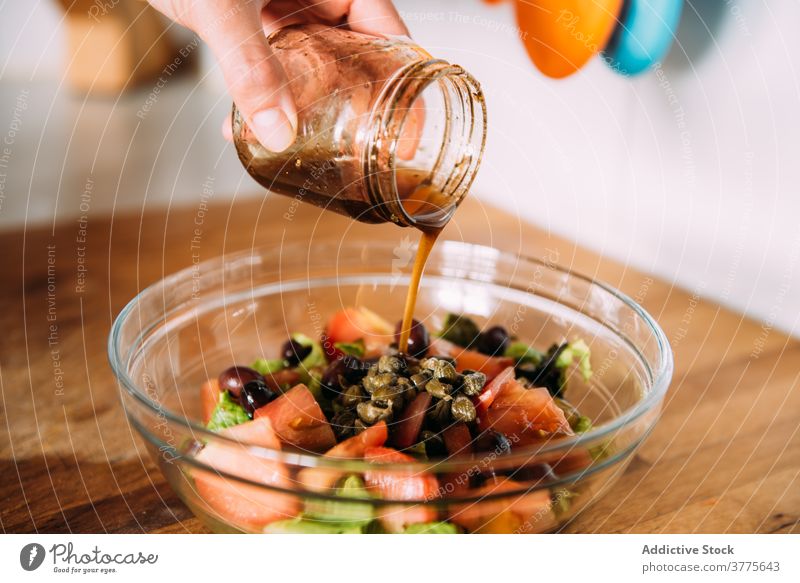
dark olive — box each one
[281,338,312,366]
[428,398,452,427]
[320,359,346,400]
[420,430,447,458]
[343,355,371,382]
[516,362,563,397]
[218,366,265,399]
[514,463,558,483]
[477,326,510,356]
[239,379,278,416]
[394,318,430,358]
[491,431,512,455]
[321,356,370,399]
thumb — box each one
[198,2,296,152]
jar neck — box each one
[364,59,487,229]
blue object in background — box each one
[604,0,683,75]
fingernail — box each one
[251,108,296,152]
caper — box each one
[432,360,458,382]
[362,372,395,395]
[341,384,366,407]
[451,395,477,423]
[357,401,392,424]
[371,383,404,408]
[410,371,432,390]
[425,378,452,399]
[460,371,487,396]
[377,354,406,375]
[394,376,415,399]
[331,409,357,440]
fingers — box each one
[197,1,297,152]
[261,0,309,36]
[346,0,409,37]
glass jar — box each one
[233,24,487,229]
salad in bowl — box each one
[109,241,672,534]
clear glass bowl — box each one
[108,240,672,534]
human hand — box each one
[148,0,408,151]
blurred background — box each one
[1,0,798,335]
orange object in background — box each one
[514,0,624,78]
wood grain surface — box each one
[1,194,797,534]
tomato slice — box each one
[392,392,432,450]
[450,476,554,533]
[324,307,394,357]
[296,421,388,492]
[363,446,440,532]
[456,351,515,380]
[429,337,514,380]
[474,366,516,414]
[326,421,389,458]
[254,384,336,453]
[201,378,221,424]
[484,379,573,442]
[194,417,299,531]
[364,447,439,499]
[442,423,473,457]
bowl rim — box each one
[108,239,673,476]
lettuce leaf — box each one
[206,391,249,431]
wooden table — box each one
[1,195,798,534]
